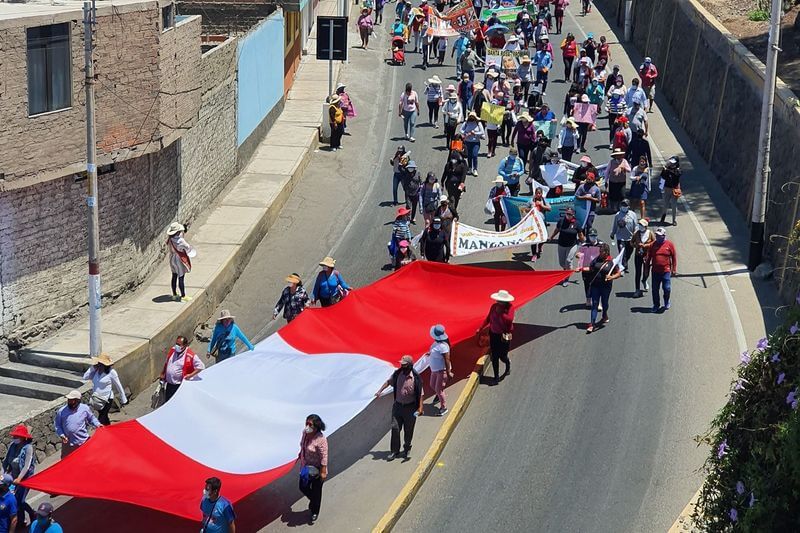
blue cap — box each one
[1,474,13,486]
[587,32,594,38]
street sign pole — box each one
[328,18,334,98]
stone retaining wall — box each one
[597,0,800,301]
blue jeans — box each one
[465,141,480,171]
[402,109,417,138]
[652,271,672,308]
[590,284,611,325]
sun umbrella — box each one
[486,23,510,35]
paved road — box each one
[32,4,771,532]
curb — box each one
[372,355,487,533]
[668,488,700,532]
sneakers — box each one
[438,408,449,416]
[633,290,642,298]
[664,302,671,310]
[586,324,594,333]
[387,452,397,461]
[310,513,318,524]
[409,137,416,142]
[432,396,439,405]
[600,315,609,324]
[643,280,649,291]
[181,296,192,302]
[433,123,439,129]
[173,295,181,302]
[651,305,660,313]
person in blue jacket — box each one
[497,147,525,197]
[312,257,351,307]
[534,47,554,95]
[208,310,254,362]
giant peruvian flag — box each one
[23,262,569,519]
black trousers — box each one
[616,239,633,270]
[319,296,334,307]
[577,123,589,150]
[489,331,510,379]
[299,476,324,515]
[405,194,420,221]
[391,402,417,453]
[634,252,650,292]
[330,123,344,148]
[165,382,181,402]
[98,400,113,425]
[444,121,457,147]
[427,101,439,123]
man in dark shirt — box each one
[626,130,652,167]
[549,207,584,283]
[660,156,682,226]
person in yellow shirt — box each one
[328,95,345,151]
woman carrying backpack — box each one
[312,257,351,307]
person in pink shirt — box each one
[299,414,329,524]
[478,290,515,384]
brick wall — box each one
[158,15,202,140]
[177,1,278,35]
[0,144,180,347]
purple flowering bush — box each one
[693,315,800,531]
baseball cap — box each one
[399,355,414,366]
[37,502,54,517]
[655,227,666,236]
[0,474,13,487]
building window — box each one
[162,4,175,31]
[26,23,72,116]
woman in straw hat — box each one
[273,273,310,322]
[312,257,351,307]
[166,222,196,303]
[3,424,37,526]
[83,353,127,425]
[328,94,345,151]
[356,7,374,48]
[208,310,254,361]
[423,75,443,128]
[477,290,515,384]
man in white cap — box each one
[54,390,101,459]
[208,310,254,361]
[638,57,658,112]
[375,355,424,460]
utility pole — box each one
[84,0,102,356]
[749,0,782,271]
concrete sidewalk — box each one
[4,0,343,456]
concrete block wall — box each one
[158,15,203,138]
[178,37,239,223]
[599,0,800,301]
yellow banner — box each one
[480,102,505,126]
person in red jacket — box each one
[478,289,515,384]
[638,57,659,112]
[647,227,677,312]
[161,335,205,401]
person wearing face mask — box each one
[586,242,623,333]
[425,325,453,416]
[200,477,236,533]
[208,310,254,360]
[394,239,417,270]
[478,290,515,384]
[273,273,310,322]
[572,155,595,185]
[631,219,655,298]
[626,129,652,169]
[558,118,579,162]
[28,503,63,533]
[388,145,408,206]
[420,171,443,227]
[550,206,584,278]
[442,92,463,148]
[54,390,101,459]
[424,76,443,127]
[375,355,424,460]
[83,352,127,425]
[628,155,651,218]
[459,111,485,176]
[510,113,536,170]
[605,149,631,213]
[586,78,605,107]
[648,227,677,312]
[0,475,17,533]
[530,187,551,262]
[420,217,450,262]
[161,335,205,402]
[604,64,623,94]
[574,171,601,231]
[488,177,511,231]
[606,83,627,145]
[659,156,682,226]
[401,159,422,224]
[577,228,606,307]
[298,414,328,524]
[638,57,658,112]
[497,147,524,197]
[626,78,647,110]
[610,199,638,272]
[434,196,458,242]
[167,222,196,302]
[441,150,468,209]
[2,425,36,528]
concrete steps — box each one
[0,362,84,389]
[16,349,93,373]
[0,375,74,401]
